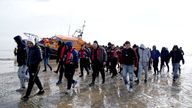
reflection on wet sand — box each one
[0,56,192,108]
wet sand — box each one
[0,55,192,108]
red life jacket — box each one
[79,50,86,58]
[65,48,74,64]
[133,49,138,67]
[92,48,100,61]
[60,46,65,60]
[111,49,117,58]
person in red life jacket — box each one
[78,44,90,77]
[56,42,66,85]
[110,44,118,78]
[89,41,107,86]
[117,46,124,74]
[132,44,139,82]
[120,41,137,90]
[63,42,78,94]
[85,43,92,70]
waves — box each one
[0,58,15,61]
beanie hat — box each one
[27,36,36,45]
[93,40,98,45]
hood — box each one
[140,44,145,49]
[66,42,72,48]
[14,35,25,47]
[14,35,22,44]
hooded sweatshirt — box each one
[14,36,27,66]
[138,44,151,63]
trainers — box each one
[144,79,147,83]
[54,71,58,73]
[21,96,29,101]
[72,80,77,88]
[42,69,46,72]
[37,90,45,95]
[129,88,133,92]
[16,87,25,92]
[135,80,139,84]
[89,82,95,86]
[56,81,62,85]
[102,80,105,84]
[65,89,71,94]
[79,74,83,77]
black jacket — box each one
[169,49,184,63]
[14,36,27,66]
[27,45,42,66]
[121,48,136,65]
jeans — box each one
[172,63,180,80]
[122,65,134,85]
[138,62,148,81]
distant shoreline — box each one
[0,58,15,61]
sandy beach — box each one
[0,55,192,108]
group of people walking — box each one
[14,35,185,101]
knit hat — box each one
[93,40,98,45]
[27,36,36,45]
[124,41,130,45]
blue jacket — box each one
[151,49,160,61]
[43,47,51,58]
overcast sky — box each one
[0,0,192,54]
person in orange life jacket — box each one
[120,41,137,89]
[110,44,118,78]
[63,42,78,94]
[78,44,90,77]
[89,41,107,86]
[132,44,139,82]
[21,37,44,101]
[56,42,66,85]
